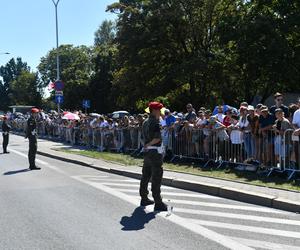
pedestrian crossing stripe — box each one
[9,146,300,250]
[71,175,254,250]
[187,219,300,239]
[129,196,286,214]
[98,182,176,189]
[230,237,300,250]
[173,208,300,226]
[113,188,222,200]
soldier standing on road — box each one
[25,108,41,170]
[2,116,11,154]
[139,102,168,211]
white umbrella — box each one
[89,113,101,117]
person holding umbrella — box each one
[2,116,11,154]
[139,102,168,212]
[25,108,41,170]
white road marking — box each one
[230,237,300,250]
[174,208,300,226]
[10,149,65,174]
[71,175,109,178]
[71,175,254,250]
[99,182,176,189]
[89,179,140,183]
[10,149,49,166]
[84,176,110,179]
[114,188,222,199]
[187,219,300,239]
[128,196,285,214]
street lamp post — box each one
[52,0,61,113]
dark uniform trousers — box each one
[28,136,37,168]
[139,150,163,203]
[2,134,9,153]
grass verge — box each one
[56,148,300,192]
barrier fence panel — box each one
[283,129,300,180]
[7,119,300,181]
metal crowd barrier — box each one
[169,126,299,177]
[8,119,300,180]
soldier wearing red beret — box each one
[25,108,41,170]
[2,115,11,154]
[139,101,168,211]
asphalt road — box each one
[1,135,300,250]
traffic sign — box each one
[55,95,64,104]
[55,91,63,96]
[54,80,64,91]
[82,100,91,109]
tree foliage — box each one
[94,20,116,46]
[38,44,92,109]
[3,3,299,113]
[107,0,300,110]
[0,58,42,110]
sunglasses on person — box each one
[276,98,283,102]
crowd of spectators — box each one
[4,92,300,170]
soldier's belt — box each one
[146,145,165,155]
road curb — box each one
[37,150,300,213]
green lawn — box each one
[56,148,300,192]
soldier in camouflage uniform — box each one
[25,108,41,170]
[2,116,11,154]
[139,102,168,211]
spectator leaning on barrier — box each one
[292,98,300,168]
[270,92,289,118]
[164,109,176,127]
[292,98,300,130]
[185,103,197,123]
[273,108,292,168]
[214,105,225,123]
[288,104,299,123]
[239,106,254,159]
[228,114,244,162]
[247,105,259,159]
[223,108,232,127]
[259,106,276,166]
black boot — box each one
[140,198,155,207]
[29,166,41,170]
[154,202,168,212]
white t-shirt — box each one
[238,117,250,132]
[100,120,109,128]
[196,118,206,127]
[214,113,225,123]
[292,109,300,128]
[230,128,243,144]
[90,118,98,128]
[160,119,167,127]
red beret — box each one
[31,108,40,113]
[148,102,164,110]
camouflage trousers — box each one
[139,150,163,204]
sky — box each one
[0,0,116,71]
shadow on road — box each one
[120,207,156,231]
[3,169,29,175]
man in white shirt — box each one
[214,105,225,123]
[292,98,300,129]
[292,98,300,169]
